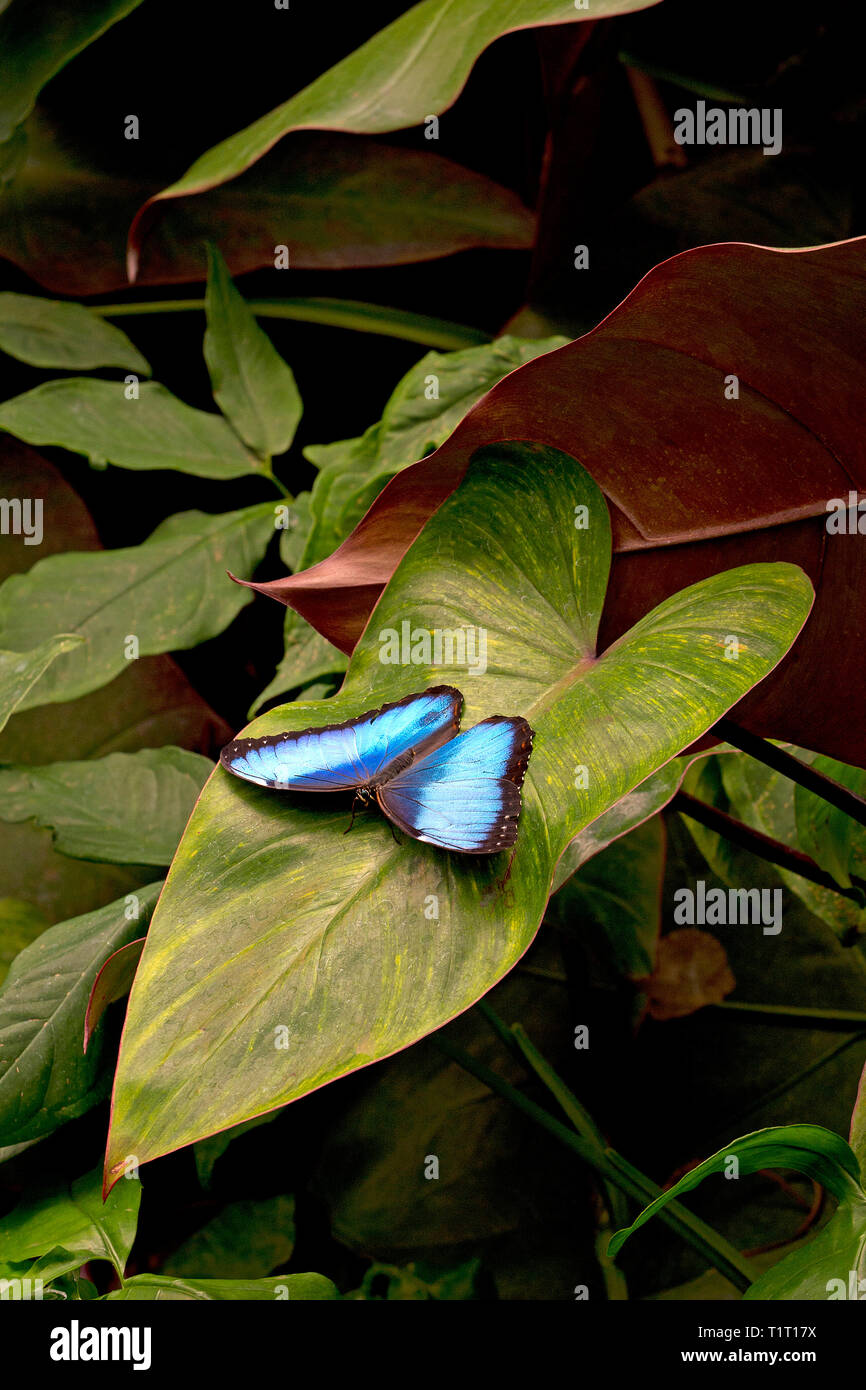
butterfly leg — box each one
[344,793,361,836]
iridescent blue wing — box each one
[219,686,462,792]
[376,715,533,853]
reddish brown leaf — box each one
[238,238,866,761]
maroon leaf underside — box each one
[0,130,533,296]
[237,238,866,764]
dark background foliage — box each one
[1,0,864,1300]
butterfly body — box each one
[220,686,533,854]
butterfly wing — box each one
[376,715,533,853]
[220,686,462,792]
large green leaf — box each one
[204,244,302,459]
[105,1272,337,1300]
[0,1165,141,1279]
[0,291,149,372]
[0,380,265,480]
[0,747,212,866]
[104,444,812,1183]
[128,0,658,273]
[0,882,161,1146]
[0,635,82,730]
[0,504,275,709]
[0,1,143,144]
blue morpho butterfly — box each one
[219,685,534,854]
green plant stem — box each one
[259,459,290,498]
[90,298,490,351]
[616,52,748,104]
[713,1000,866,1030]
[673,790,866,905]
[713,719,866,830]
[433,1033,754,1292]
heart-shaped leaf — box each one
[104,443,812,1186]
[0,747,212,865]
[0,503,275,709]
[128,0,657,274]
[0,380,265,480]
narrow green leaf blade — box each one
[204,244,302,457]
[0,747,212,865]
[609,1124,863,1258]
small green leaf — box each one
[608,1124,863,1258]
[0,1166,141,1279]
[0,292,149,372]
[105,1272,337,1300]
[0,380,264,479]
[718,749,866,939]
[162,1195,295,1279]
[0,747,213,865]
[795,755,866,890]
[84,938,145,1051]
[204,244,302,458]
[0,504,275,708]
[0,882,162,1146]
[0,635,83,730]
[546,816,664,980]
